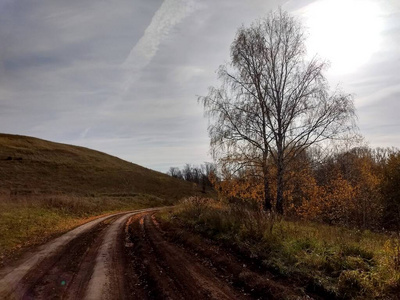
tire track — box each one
[125,213,249,300]
[84,212,135,300]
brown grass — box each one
[0,133,198,199]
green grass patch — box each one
[168,197,400,299]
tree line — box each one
[166,163,217,193]
[212,145,400,230]
[168,146,400,230]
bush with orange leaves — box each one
[209,147,390,230]
[297,175,357,226]
[211,166,265,210]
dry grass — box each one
[169,198,400,299]
[0,133,198,199]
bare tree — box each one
[182,164,194,182]
[167,167,183,179]
[200,9,356,214]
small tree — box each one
[200,9,356,214]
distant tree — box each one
[167,167,183,179]
[200,9,356,214]
[298,174,357,226]
[333,148,383,228]
[200,163,217,193]
[182,164,194,182]
[192,166,202,184]
[214,165,265,206]
[371,147,398,166]
[167,163,217,193]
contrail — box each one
[121,0,197,93]
[89,0,197,136]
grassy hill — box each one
[0,133,195,199]
[0,133,199,263]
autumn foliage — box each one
[209,146,399,230]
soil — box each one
[0,208,312,300]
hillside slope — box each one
[0,133,195,200]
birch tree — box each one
[200,10,356,214]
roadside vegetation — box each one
[165,197,400,299]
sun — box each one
[301,0,384,75]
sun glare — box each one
[302,0,384,75]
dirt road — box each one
[0,208,308,300]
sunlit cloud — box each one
[299,0,384,75]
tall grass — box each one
[171,197,400,299]
[178,196,275,242]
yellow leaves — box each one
[296,175,358,225]
[213,148,394,229]
[215,175,264,205]
[295,152,386,228]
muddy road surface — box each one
[0,208,308,300]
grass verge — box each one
[164,197,400,299]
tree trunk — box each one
[263,163,272,211]
[264,176,272,211]
[276,159,284,214]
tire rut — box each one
[84,213,135,300]
[126,213,249,300]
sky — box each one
[0,0,399,172]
